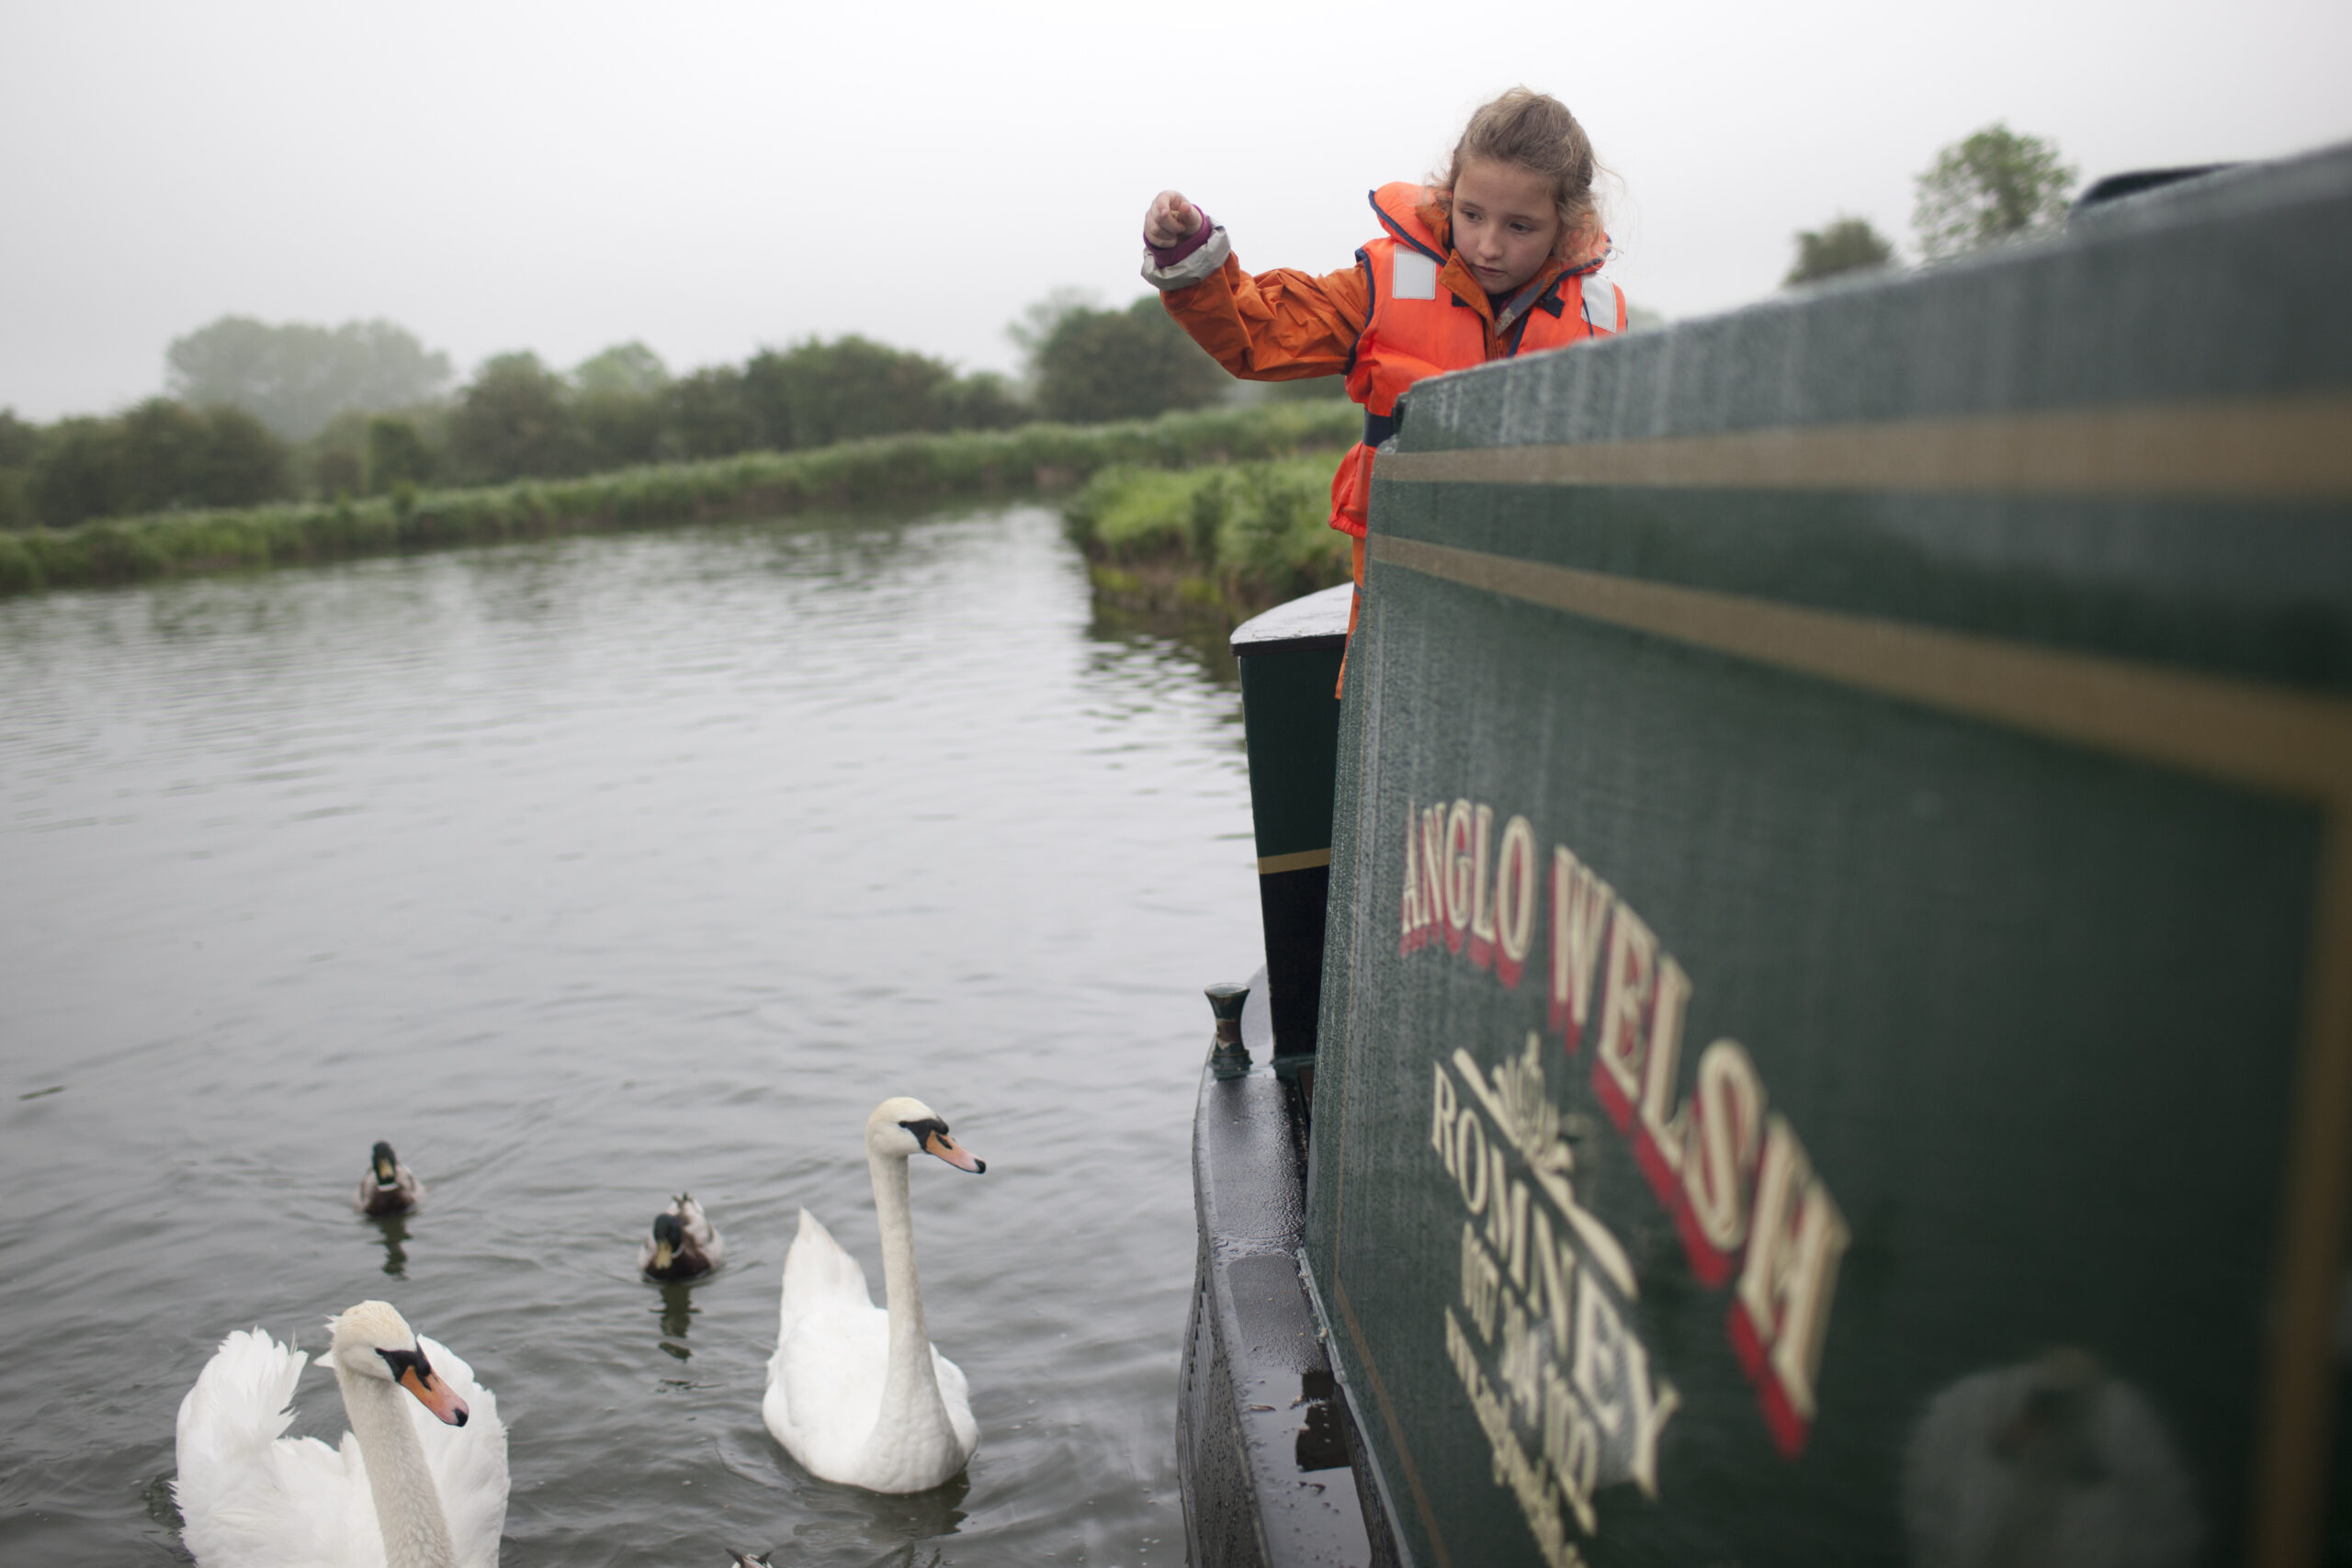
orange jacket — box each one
[1149,184,1623,537]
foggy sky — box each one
[4,0,2347,422]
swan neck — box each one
[869,1147,946,1431]
[336,1361,458,1568]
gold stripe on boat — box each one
[1258,848,1333,874]
[1376,397,2352,500]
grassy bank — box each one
[0,400,1359,596]
[1062,450,1352,637]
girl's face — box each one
[1450,156,1564,297]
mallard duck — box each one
[174,1300,507,1568]
[639,1193,725,1281]
[356,1141,425,1216]
[762,1097,985,1493]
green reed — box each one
[1061,450,1352,625]
[0,401,1360,596]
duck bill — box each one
[923,1129,985,1174]
[399,1361,470,1427]
[651,1238,675,1273]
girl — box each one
[1140,87,1624,609]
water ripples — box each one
[0,506,1253,1566]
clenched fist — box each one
[1144,190,1203,249]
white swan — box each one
[763,1096,986,1493]
[639,1192,726,1281]
[356,1142,425,1217]
[175,1300,508,1568]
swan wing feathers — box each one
[174,1329,377,1568]
[411,1336,508,1568]
[176,1328,306,1495]
[763,1309,978,1484]
[778,1208,871,1336]
[765,1301,891,1473]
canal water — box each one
[0,506,1259,1567]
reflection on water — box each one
[1086,600,1241,687]
[140,1471,182,1531]
[1901,1347,2201,1568]
[0,508,1254,1567]
[658,1280,697,1355]
[774,1472,970,1565]
[370,1212,411,1279]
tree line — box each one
[1783,122,2078,287]
[0,293,1267,531]
[2,120,2089,530]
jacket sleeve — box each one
[1143,229,1369,383]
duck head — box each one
[650,1212,686,1273]
[369,1142,402,1189]
[328,1300,469,1427]
[866,1096,985,1173]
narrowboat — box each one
[1179,142,2352,1567]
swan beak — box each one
[924,1128,985,1174]
[399,1359,470,1427]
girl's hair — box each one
[1436,87,1601,257]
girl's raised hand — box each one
[1144,190,1201,249]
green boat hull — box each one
[1293,146,2352,1567]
